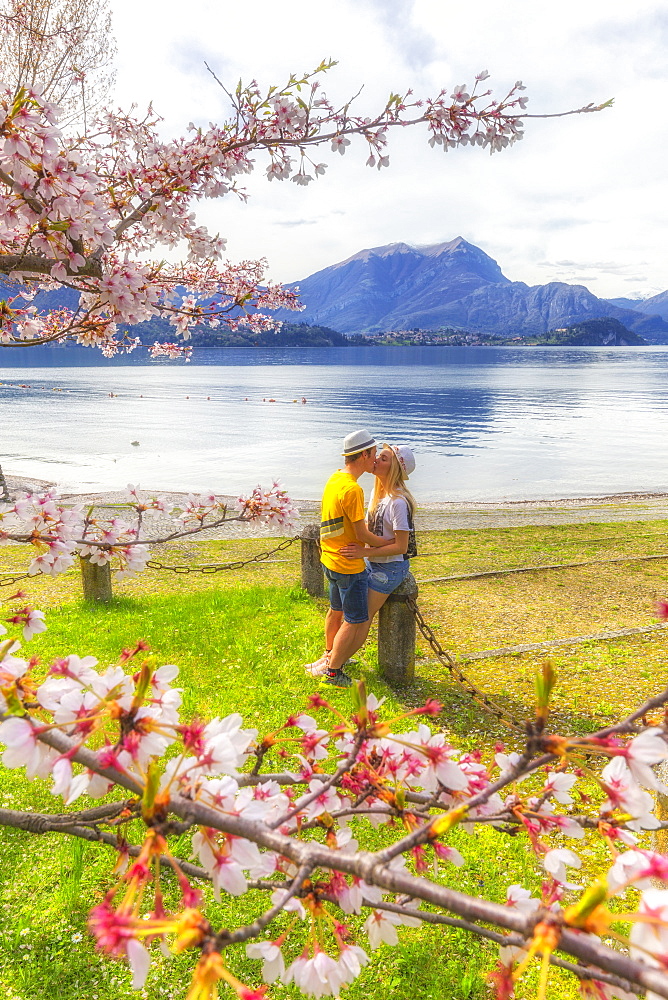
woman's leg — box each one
[367,588,390,621]
[362,560,410,642]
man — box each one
[306,429,387,687]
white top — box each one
[367,495,411,563]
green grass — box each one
[0,585,517,1000]
[1,519,667,999]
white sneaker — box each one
[305,654,330,676]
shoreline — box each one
[4,474,668,531]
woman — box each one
[341,442,417,622]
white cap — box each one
[392,445,416,479]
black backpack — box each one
[404,506,418,560]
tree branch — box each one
[215,863,313,948]
[0,251,103,279]
[20,712,668,995]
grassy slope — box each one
[1,519,667,999]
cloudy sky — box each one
[110,0,667,300]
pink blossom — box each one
[608,850,668,894]
[127,938,151,989]
[270,888,305,918]
[506,885,540,915]
[4,607,46,641]
[433,842,465,867]
[295,779,341,821]
[542,770,577,804]
[543,848,582,888]
[338,944,370,983]
[51,757,90,805]
[629,889,668,990]
[600,757,660,831]
[336,876,382,914]
[284,949,344,997]
[246,940,285,983]
[451,84,471,102]
[362,907,421,949]
[0,717,45,775]
[623,728,668,791]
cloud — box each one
[355,0,439,70]
[275,219,318,228]
[544,261,644,276]
[107,0,668,300]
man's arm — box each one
[344,529,409,559]
[351,519,389,547]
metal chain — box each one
[0,572,33,588]
[407,596,525,733]
[145,534,300,575]
[1,536,301,586]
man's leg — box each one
[325,607,343,651]
[326,585,393,674]
[305,569,344,675]
[324,570,369,681]
[327,619,369,673]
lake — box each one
[2,345,668,502]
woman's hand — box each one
[341,543,366,559]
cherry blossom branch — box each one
[1,485,299,578]
[171,795,668,997]
[19,714,664,996]
[372,748,536,864]
[0,800,130,831]
[33,722,144,795]
[372,901,637,994]
[5,611,668,998]
[0,804,221,882]
[0,67,607,355]
[214,864,313,948]
[268,731,366,830]
[0,250,105,279]
[3,511,277,549]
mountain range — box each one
[2,238,666,344]
[272,238,668,341]
[607,291,668,323]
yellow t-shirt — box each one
[320,470,366,574]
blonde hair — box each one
[369,443,416,520]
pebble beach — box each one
[5,473,668,536]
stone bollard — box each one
[79,555,113,603]
[377,571,418,686]
[300,523,324,598]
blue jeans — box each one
[366,559,410,595]
[323,566,369,624]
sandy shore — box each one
[4,473,668,532]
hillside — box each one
[524,317,646,346]
[124,318,360,348]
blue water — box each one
[2,345,668,501]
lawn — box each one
[1,518,667,1000]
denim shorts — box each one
[323,566,369,624]
[366,559,410,595]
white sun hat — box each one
[341,429,376,456]
[391,445,416,479]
